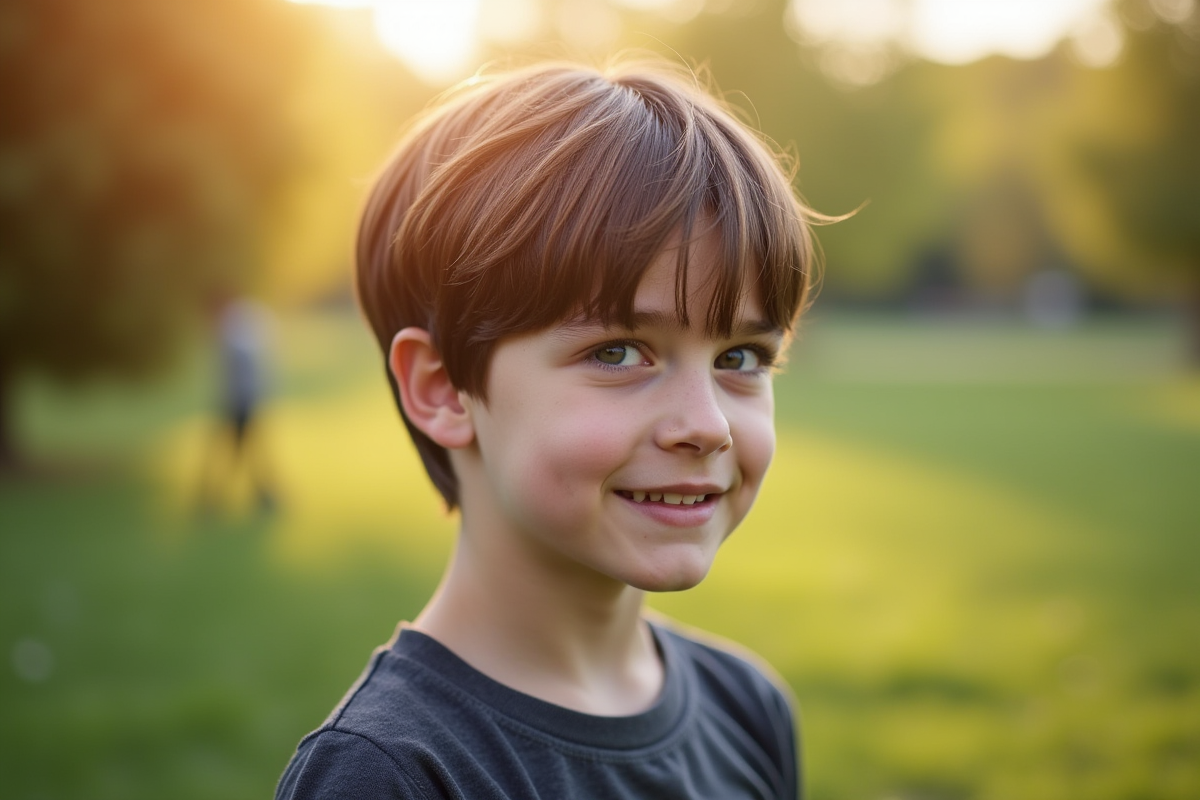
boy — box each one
[278,58,818,799]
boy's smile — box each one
[614,487,722,528]
[454,232,783,594]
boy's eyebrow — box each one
[557,310,784,338]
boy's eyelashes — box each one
[585,340,778,372]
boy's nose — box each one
[654,372,732,457]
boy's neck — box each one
[411,528,665,717]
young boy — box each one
[277,59,818,799]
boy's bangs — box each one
[523,71,810,341]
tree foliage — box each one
[0,0,310,463]
[1033,0,1200,356]
[1070,0,1200,278]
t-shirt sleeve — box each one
[276,729,433,800]
[679,631,802,799]
[769,681,801,800]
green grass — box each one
[2,310,1197,799]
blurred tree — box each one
[1072,0,1200,358]
[0,0,309,468]
[915,54,1074,305]
[257,7,430,307]
[1037,0,1200,355]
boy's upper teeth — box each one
[626,491,707,504]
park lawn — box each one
[1,311,1197,800]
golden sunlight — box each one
[373,0,481,83]
[788,0,1128,83]
[287,0,482,84]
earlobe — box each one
[389,328,475,449]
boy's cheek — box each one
[492,435,625,533]
[736,417,776,495]
[521,421,631,487]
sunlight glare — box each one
[286,0,374,6]
[555,0,623,53]
[789,0,906,46]
[609,0,673,9]
[610,0,705,24]
[909,0,1109,63]
[374,0,481,84]
[1150,0,1196,24]
[789,0,1118,70]
[479,0,543,44]
[1069,7,1125,67]
[286,0,482,84]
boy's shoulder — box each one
[277,621,799,800]
[650,614,799,757]
[275,628,472,799]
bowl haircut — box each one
[357,59,820,510]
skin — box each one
[390,231,785,716]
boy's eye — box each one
[593,343,645,367]
[714,347,761,371]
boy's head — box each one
[357,59,818,509]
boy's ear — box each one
[388,328,474,450]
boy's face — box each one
[457,232,783,593]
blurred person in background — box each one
[198,292,278,516]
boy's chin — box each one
[623,561,714,594]
[640,578,707,594]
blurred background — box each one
[1,0,1197,797]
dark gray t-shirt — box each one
[277,622,800,799]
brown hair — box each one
[357,58,821,509]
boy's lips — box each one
[614,486,723,527]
